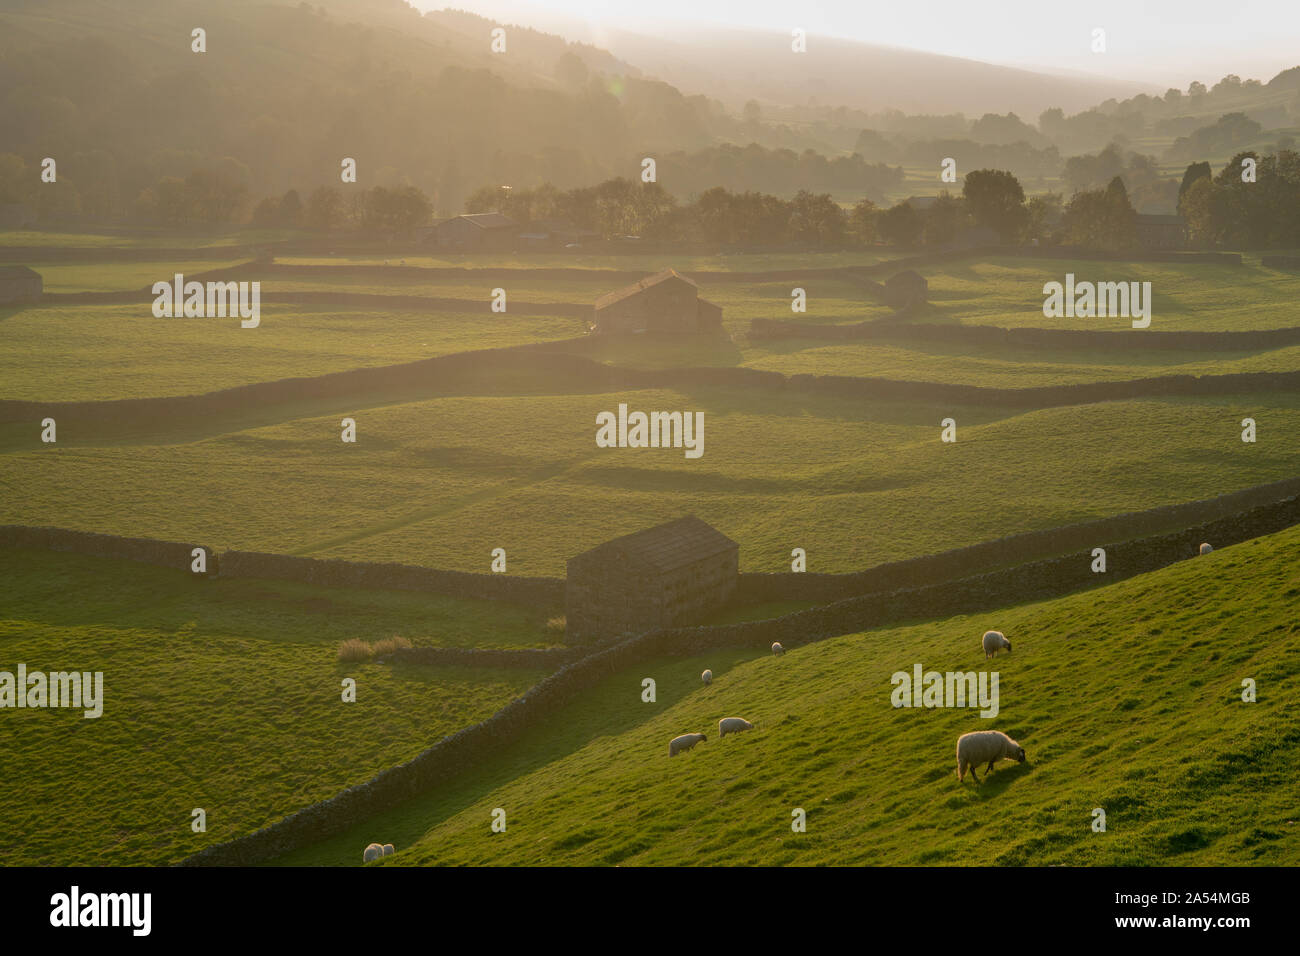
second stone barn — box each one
[592,268,723,334]
[565,516,739,642]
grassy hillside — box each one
[273,521,1300,866]
[0,547,553,865]
[3,387,1297,574]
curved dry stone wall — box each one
[177,491,1300,867]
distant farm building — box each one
[427,213,517,251]
[1135,213,1188,251]
[0,265,42,304]
[883,269,928,309]
[517,220,600,249]
[565,516,739,642]
[592,268,723,334]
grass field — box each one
[915,256,1300,331]
[4,238,1299,867]
[0,548,552,865]
[0,229,301,249]
[271,520,1300,866]
[3,387,1296,574]
[0,304,585,402]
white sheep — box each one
[1199,542,1213,555]
[669,732,706,757]
[382,844,395,856]
[956,730,1026,784]
[701,669,712,685]
[771,642,784,656]
[363,843,384,863]
[718,716,753,737]
[982,629,1012,659]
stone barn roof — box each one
[0,265,41,280]
[594,268,697,311]
[570,515,737,574]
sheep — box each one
[982,629,1012,659]
[669,732,706,757]
[701,669,712,685]
[718,716,753,737]
[771,642,784,656]
[1199,542,1213,555]
[956,730,1026,784]
[363,843,384,863]
[382,844,395,856]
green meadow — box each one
[3,387,1296,575]
[915,256,1300,331]
[3,243,1299,867]
[0,548,551,865]
[0,303,585,402]
[275,521,1300,866]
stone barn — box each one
[883,269,927,309]
[593,268,723,334]
[565,515,739,642]
[0,265,42,304]
[428,213,517,251]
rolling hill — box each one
[273,519,1300,865]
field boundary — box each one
[178,490,1300,866]
[750,317,1300,350]
[7,340,1300,425]
[0,526,563,608]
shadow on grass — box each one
[269,646,760,866]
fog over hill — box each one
[420,3,1157,115]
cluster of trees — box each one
[1062,144,1178,213]
[465,178,854,246]
[249,184,433,234]
[655,143,904,202]
[1179,151,1300,247]
[134,161,249,224]
[462,168,1064,250]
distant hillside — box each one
[0,0,752,217]
[588,25,1155,116]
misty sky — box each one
[429,0,1300,87]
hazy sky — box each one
[429,0,1300,86]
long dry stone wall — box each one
[178,490,1300,866]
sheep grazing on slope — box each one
[771,642,785,656]
[363,843,384,863]
[382,844,395,856]
[669,732,706,757]
[1199,542,1213,555]
[718,716,754,737]
[982,630,1011,659]
[701,669,712,685]
[956,730,1026,784]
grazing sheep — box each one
[1199,542,1213,555]
[382,844,394,856]
[363,843,384,863]
[956,730,1026,784]
[701,669,712,685]
[771,642,784,656]
[982,630,1012,659]
[669,732,706,757]
[718,716,754,737]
